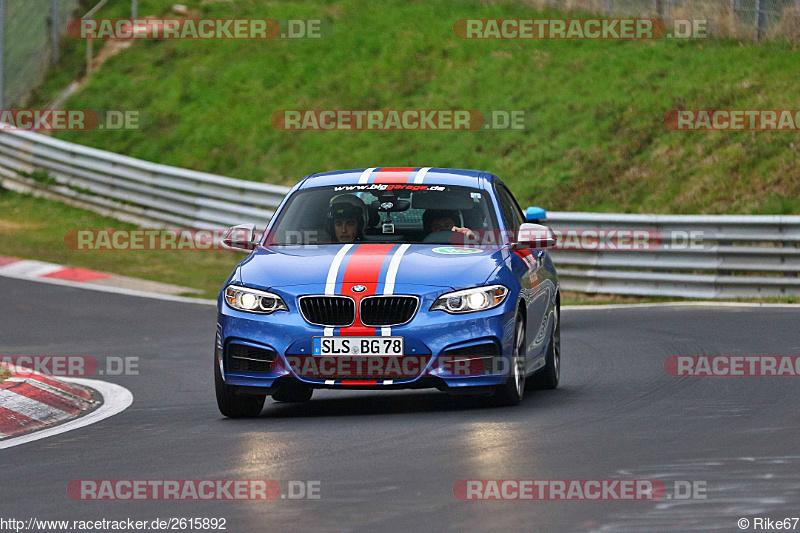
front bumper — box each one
[216,288,519,392]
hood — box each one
[237,244,506,292]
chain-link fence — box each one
[530,0,800,40]
[0,0,80,109]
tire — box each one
[215,357,266,418]
[527,305,560,390]
[272,381,314,403]
[491,312,526,406]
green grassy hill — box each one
[36,0,800,214]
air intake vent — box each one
[228,344,276,373]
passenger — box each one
[423,209,476,239]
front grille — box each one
[228,344,276,373]
[299,296,355,327]
[360,296,419,327]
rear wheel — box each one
[528,305,560,390]
[491,312,526,406]
[272,381,314,403]
[215,358,266,418]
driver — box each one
[327,195,368,243]
[423,209,475,239]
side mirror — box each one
[222,224,260,250]
[525,206,547,223]
[515,223,557,250]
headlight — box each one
[431,285,508,314]
[224,285,288,314]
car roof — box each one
[297,167,498,189]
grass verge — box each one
[25,0,800,215]
[0,190,241,300]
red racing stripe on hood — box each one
[373,167,416,184]
[338,244,396,336]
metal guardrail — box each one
[545,212,800,298]
[0,127,289,228]
[1,127,798,298]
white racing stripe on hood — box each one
[413,167,430,184]
[325,244,354,295]
[324,244,354,336]
[358,167,377,184]
[383,243,411,296]
[380,243,412,337]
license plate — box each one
[312,336,404,356]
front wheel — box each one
[215,358,266,418]
[491,312,526,406]
[527,305,560,390]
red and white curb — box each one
[0,364,133,449]
[0,255,213,305]
[0,255,112,282]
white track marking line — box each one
[0,378,133,450]
[0,271,216,306]
[358,167,377,184]
[413,167,430,184]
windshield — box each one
[265,184,499,245]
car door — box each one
[495,183,550,371]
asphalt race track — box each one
[2,276,799,532]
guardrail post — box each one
[754,0,764,41]
[132,0,137,21]
[51,0,59,64]
[86,36,93,74]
